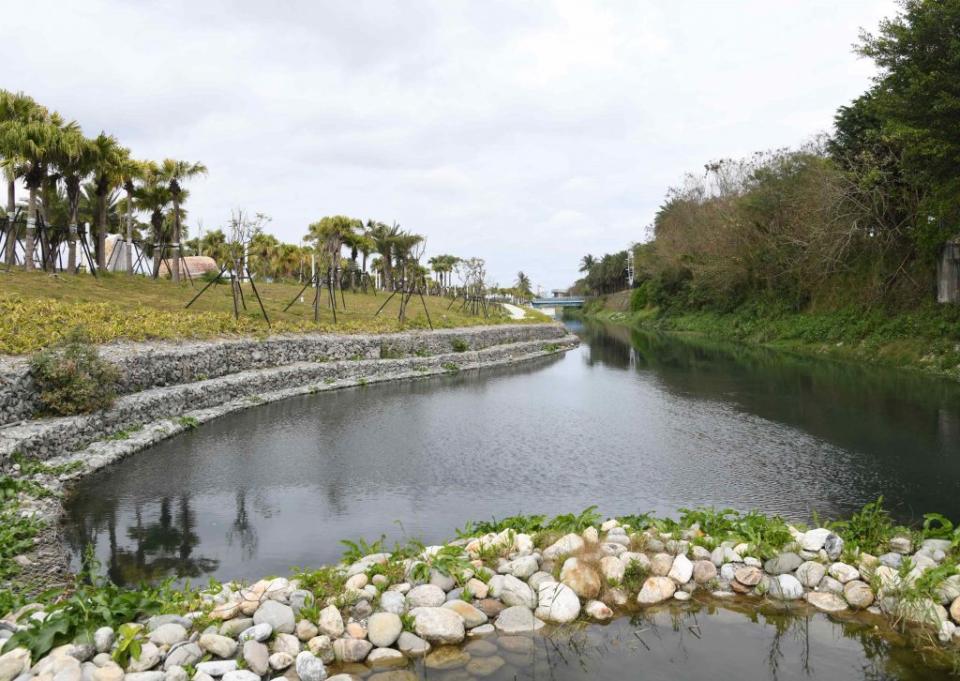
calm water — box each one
[62,321,960,678]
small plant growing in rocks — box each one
[451,338,469,352]
[29,327,120,416]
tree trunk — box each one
[4,178,15,266]
[383,255,393,291]
[125,189,134,274]
[24,188,37,271]
[97,192,107,269]
[171,198,181,283]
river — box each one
[62,320,960,680]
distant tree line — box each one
[575,0,960,312]
[0,92,501,294]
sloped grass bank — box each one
[582,297,960,381]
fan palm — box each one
[0,91,46,264]
[160,159,207,283]
[53,129,98,271]
[366,220,400,290]
[134,162,172,277]
[305,215,362,288]
[89,133,128,268]
[2,111,78,269]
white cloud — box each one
[3,0,895,290]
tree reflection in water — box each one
[65,492,218,586]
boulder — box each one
[542,534,585,560]
[318,606,344,638]
[442,601,488,628]
[253,601,295,635]
[367,613,403,648]
[764,553,803,575]
[406,585,446,608]
[668,554,693,584]
[584,600,613,620]
[599,556,625,584]
[650,553,673,577]
[535,582,580,623]
[843,581,875,609]
[734,566,762,587]
[366,648,406,669]
[828,563,859,584]
[396,632,431,658]
[636,577,676,605]
[692,560,717,584]
[198,634,238,659]
[268,652,293,671]
[498,575,537,609]
[493,606,545,634]
[295,651,327,681]
[795,561,826,588]
[769,574,804,600]
[332,639,372,664]
[560,558,601,599]
[242,641,269,676]
[411,607,465,644]
[805,592,848,613]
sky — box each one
[4,0,895,292]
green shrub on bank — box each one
[29,328,121,415]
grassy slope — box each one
[582,293,960,382]
[0,270,547,355]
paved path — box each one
[501,303,527,320]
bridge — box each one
[530,296,585,308]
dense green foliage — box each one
[29,328,120,414]
[577,0,960,320]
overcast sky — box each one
[5,0,894,291]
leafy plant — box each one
[451,339,469,353]
[112,623,143,667]
[546,506,601,534]
[29,327,121,415]
[339,536,386,564]
[441,362,459,373]
[828,497,894,555]
[290,566,346,602]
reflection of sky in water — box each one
[65,322,960,587]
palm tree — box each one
[3,111,78,270]
[119,157,146,273]
[53,129,97,271]
[579,254,596,273]
[90,133,127,268]
[367,220,400,290]
[134,162,172,277]
[160,159,207,283]
[515,271,533,300]
[391,230,424,288]
[305,215,362,289]
[0,91,45,265]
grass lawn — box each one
[0,270,545,355]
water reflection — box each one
[65,323,960,587]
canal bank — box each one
[576,291,960,382]
[0,323,578,599]
[3,506,960,681]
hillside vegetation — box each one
[575,1,960,377]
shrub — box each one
[29,328,120,415]
[451,338,469,353]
